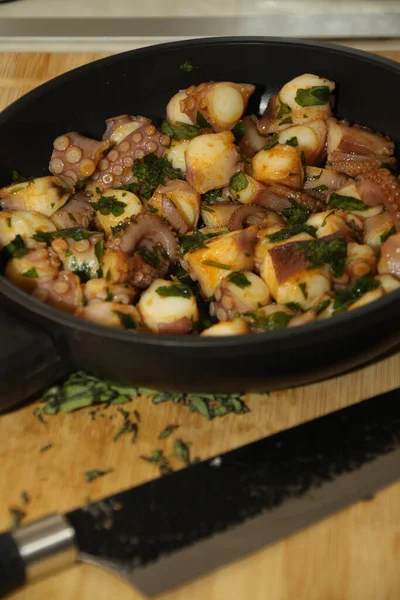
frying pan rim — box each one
[1,36,399,348]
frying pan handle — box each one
[0,307,72,412]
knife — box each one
[1,385,400,598]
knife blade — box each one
[1,385,400,598]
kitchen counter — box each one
[1,48,400,600]
[0,0,400,52]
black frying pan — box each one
[1,37,400,411]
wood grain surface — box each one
[1,50,400,600]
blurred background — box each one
[0,0,399,53]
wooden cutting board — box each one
[1,50,400,600]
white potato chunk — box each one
[166,90,194,125]
[252,145,303,189]
[0,176,73,217]
[185,226,257,298]
[138,278,198,334]
[0,210,56,249]
[93,189,144,237]
[280,73,335,111]
[304,166,350,193]
[200,318,250,336]
[232,174,267,204]
[165,139,190,172]
[255,230,312,272]
[77,301,142,330]
[101,249,131,284]
[185,131,241,194]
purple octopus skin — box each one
[91,123,171,188]
[49,132,110,183]
[102,114,150,142]
[50,193,95,229]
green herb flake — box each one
[6,217,12,227]
[94,239,105,264]
[295,86,331,107]
[156,283,193,299]
[134,409,141,422]
[285,136,298,147]
[202,260,231,270]
[196,112,211,129]
[279,117,293,125]
[232,120,246,143]
[179,60,194,72]
[311,184,328,192]
[298,237,347,277]
[22,267,38,278]
[9,507,25,529]
[68,212,77,222]
[201,205,215,213]
[65,249,73,257]
[103,287,113,302]
[230,171,249,192]
[159,424,180,439]
[113,310,137,330]
[39,443,53,453]
[277,98,291,119]
[85,468,113,482]
[133,154,184,199]
[140,449,173,476]
[202,189,223,203]
[328,193,368,212]
[21,491,30,505]
[333,276,380,314]
[285,302,302,312]
[115,183,139,194]
[299,282,308,299]
[91,195,127,217]
[380,225,396,244]
[4,234,28,258]
[228,271,251,289]
[161,120,200,140]
[172,439,194,466]
[32,228,93,244]
[114,408,138,443]
[245,310,292,331]
[315,299,331,315]
[263,133,279,151]
[267,224,316,243]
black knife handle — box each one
[0,532,26,597]
[0,307,72,412]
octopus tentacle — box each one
[181,82,255,131]
[110,214,179,260]
[228,204,268,231]
[356,168,400,229]
[50,193,94,230]
[103,115,151,144]
[254,183,325,214]
[91,123,170,188]
[33,271,83,313]
[327,118,394,156]
[49,132,109,183]
[327,151,396,177]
